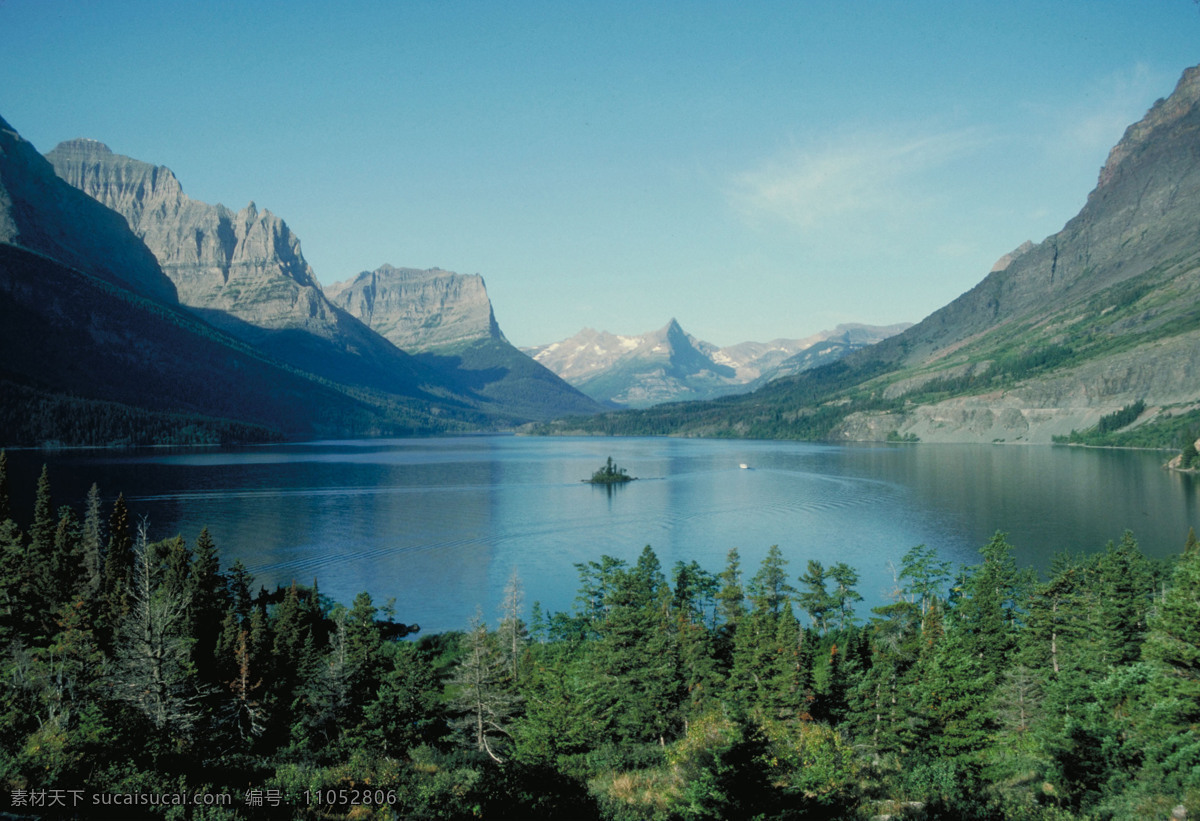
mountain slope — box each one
[44,139,453,402]
[46,139,598,422]
[543,65,1200,443]
[0,115,503,444]
[328,264,603,418]
[0,118,177,304]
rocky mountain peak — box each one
[325,265,505,352]
[1094,64,1200,195]
[46,140,324,321]
[990,240,1035,273]
[527,319,909,407]
[52,137,114,156]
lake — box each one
[6,437,1198,634]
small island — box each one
[586,456,636,484]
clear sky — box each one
[3,1,1198,348]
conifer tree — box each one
[111,520,198,743]
[828,561,863,630]
[50,505,83,612]
[20,466,56,637]
[957,532,1024,677]
[728,548,799,717]
[28,465,54,562]
[748,545,795,617]
[450,612,518,762]
[714,548,745,677]
[1143,528,1200,723]
[498,567,529,684]
[1096,531,1151,667]
[99,493,133,647]
[916,608,992,766]
[343,591,383,714]
[187,528,227,688]
[591,546,680,744]
[79,484,104,602]
[0,450,10,522]
[763,609,814,721]
[366,641,440,757]
[0,514,22,645]
[898,543,952,617]
[797,559,836,633]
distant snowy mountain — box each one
[524,319,909,407]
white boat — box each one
[739,463,750,470]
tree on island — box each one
[587,456,635,484]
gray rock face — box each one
[43,139,464,403]
[0,119,176,304]
[874,65,1200,369]
[46,139,330,335]
[526,320,908,407]
[325,265,504,352]
[44,137,598,423]
[806,64,1200,443]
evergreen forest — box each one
[1,452,1199,820]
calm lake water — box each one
[7,437,1199,634]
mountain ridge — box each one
[45,137,599,423]
[526,320,909,407]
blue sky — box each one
[3,1,1199,348]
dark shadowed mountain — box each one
[45,138,600,424]
[0,116,541,444]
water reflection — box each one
[3,438,1196,633]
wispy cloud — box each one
[1039,62,1168,162]
[728,128,988,232]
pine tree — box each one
[763,609,814,721]
[343,591,383,715]
[1143,528,1200,722]
[0,450,10,522]
[50,505,83,610]
[591,546,680,744]
[110,520,198,744]
[957,532,1023,677]
[898,543,952,616]
[20,466,56,637]
[714,548,745,678]
[916,608,992,766]
[796,559,836,633]
[0,515,22,645]
[187,528,227,688]
[748,545,795,617]
[450,612,518,762]
[99,492,134,647]
[365,641,440,756]
[1096,531,1151,667]
[828,562,863,630]
[498,567,528,685]
[79,484,104,602]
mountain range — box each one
[6,61,1200,448]
[541,65,1200,445]
[524,320,908,407]
[0,119,600,445]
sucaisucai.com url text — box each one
[10,789,232,809]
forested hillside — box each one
[1,453,1197,819]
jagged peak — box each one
[1095,62,1200,193]
[990,239,1036,273]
